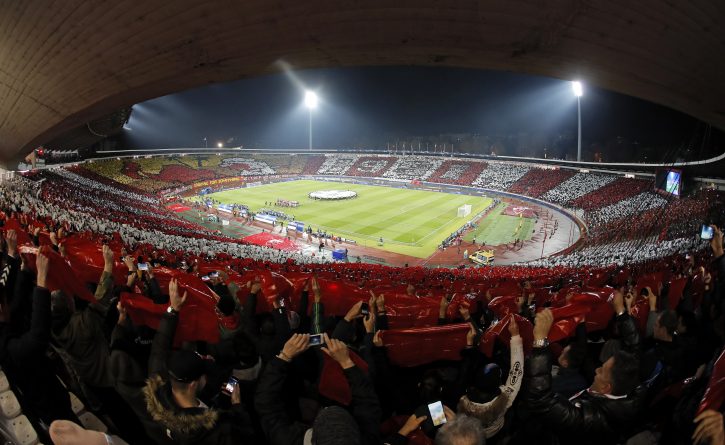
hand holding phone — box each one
[701,224,714,240]
[360,302,369,316]
[308,334,324,346]
[222,376,239,395]
[427,401,447,427]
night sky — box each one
[120,66,720,162]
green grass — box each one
[463,203,536,245]
[192,180,492,258]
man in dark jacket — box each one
[255,333,382,445]
[51,244,116,388]
[520,291,644,445]
[142,278,256,445]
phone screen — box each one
[222,376,239,395]
[428,401,447,427]
[137,263,148,271]
[309,334,323,346]
[701,225,714,240]
[360,302,369,316]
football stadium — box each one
[0,3,724,445]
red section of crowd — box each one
[570,177,650,211]
[427,160,488,186]
[301,155,326,175]
[507,168,576,198]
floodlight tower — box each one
[572,81,583,162]
[304,91,318,151]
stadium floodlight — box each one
[217,142,223,148]
[572,81,583,161]
[304,90,318,109]
[304,90,318,151]
[571,81,583,97]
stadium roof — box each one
[1,1,724,166]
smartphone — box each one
[701,224,714,240]
[222,376,239,395]
[309,334,324,346]
[201,276,210,281]
[640,287,649,297]
[428,401,447,427]
[360,302,369,316]
[137,263,148,271]
[210,271,220,278]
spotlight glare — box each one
[304,90,318,109]
[572,81,583,97]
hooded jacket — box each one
[143,310,257,445]
[143,374,255,445]
[457,334,523,438]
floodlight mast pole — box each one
[572,81,583,162]
[577,95,581,162]
[304,90,318,151]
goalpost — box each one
[457,204,472,217]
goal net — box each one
[457,204,472,217]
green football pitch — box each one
[192,180,493,258]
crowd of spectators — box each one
[569,178,651,211]
[345,157,398,178]
[507,168,576,198]
[587,192,670,227]
[382,157,444,181]
[426,161,488,186]
[0,175,721,445]
[3,175,323,265]
[540,173,617,206]
[318,155,359,176]
[471,163,531,191]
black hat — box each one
[468,363,502,403]
[216,296,236,317]
[168,350,209,383]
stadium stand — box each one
[569,177,651,211]
[541,172,617,206]
[507,168,576,198]
[382,156,444,181]
[0,163,722,444]
[345,156,397,177]
[427,160,488,186]
[471,162,531,190]
[318,154,358,175]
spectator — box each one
[255,333,382,445]
[142,278,256,444]
[434,414,486,445]
[456,318,523,439]
[520,294,644,445]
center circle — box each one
[308,190,358,200]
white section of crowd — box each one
[471,162,530,190]
[540,173,617,205]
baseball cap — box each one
[168,350,211,383]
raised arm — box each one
[147,278,186,378]
[7,253,53,360]
[503,317,524,409]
